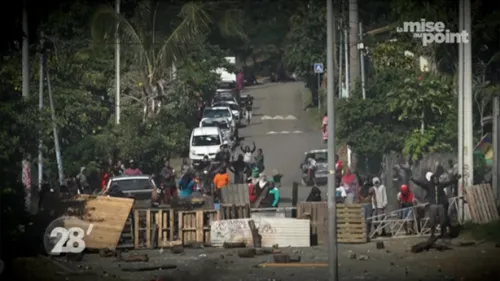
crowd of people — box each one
[305,153,461,238]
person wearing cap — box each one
[397,184,416,234]
[124,160,142,176]
[272,169,283,188]
[371,176,388,236]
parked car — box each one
[300,149,328,186]
[212,101,241,125]
[202,106,237,136]
[189,126,226,163]
[106,175,157,206]
[199,117,234,141]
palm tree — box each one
[91,0,245,121]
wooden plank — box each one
[477,185,490,223]
[467,185,481,223]
[464,185,478,223]
[485,184,500,220]
[62,195,134,250]
[134,209,139,248]
[210,218,310,247]
[146,210,151,248]
[473,185,488,223]
[483,184,500,221]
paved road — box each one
[239,82,327,205]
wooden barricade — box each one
[219,204,251,220]
[178,210,219,245]
[132,205,252,249]
[297,202,368,244]
[464,184,500,224]
[133,208,181,249]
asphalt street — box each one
[239,82,327,205]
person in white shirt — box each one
[371,177,388,236]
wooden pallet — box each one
[464,184,500,224]
[219,204,251,220]
[178,210,219,245]
[297,202,368,244]
[133,209,182,249]
[336,205,367,243]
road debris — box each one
[238,248,256,258]
[121,264,177,272]
[119,254,149,262]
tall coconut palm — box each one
[91,0,245,121]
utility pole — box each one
[457,0,464,219]
[493,96,499,200]
[358,22,366,99]
[38,34,45,191]
[344,28,349,97]
[348,0,359,91]
[115,0,121,125]
[338,23,343,97]
[326,0,338,280]
[22,1,31,209]
[45,60,65,187]
[458,0,474,220]
[463,0,474,197]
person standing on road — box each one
[371,177,388,236]
[160,159,177,202]
[411,174,460,238]
[321,113,328,143]
[241,142,256,169]
[397,184,416,235]
[76,167,89,194]
[268,179,280,207]
[237,69,244,91]
[124,160,142,176]
[341,168,357,204]
[254,148,265,173]
[213,167,230,201]
[229,154,247,184]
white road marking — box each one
[261,115,298,120]
[267,131,278,134]
[293,130,303,133]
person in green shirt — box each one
[268,178,280,207]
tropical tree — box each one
[91,0,245,121]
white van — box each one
[189,127,226,162]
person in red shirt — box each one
[248,178,257,203]
[397,184,416,234]
[101,166,111,191]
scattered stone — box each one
[223,242,246,248]
[376,241,385,249]
[219,254,224,259]
[185,241,204,249]
[289,255,301,263]
[120,254,149,262]
[348,251,357,259]
[170,245,184,254]
[255,248,274,255]
[99,249,115,257]
[357,255,369,261]
[273,253,290,263]
[272,244,279,249]
[238,248,256,258]
[292,249,300,254]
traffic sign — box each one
[314,63,324,74]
